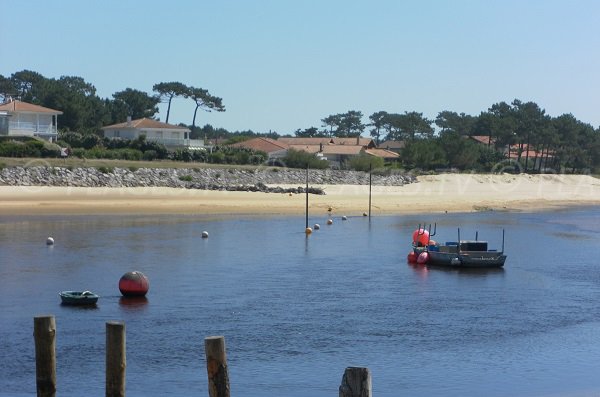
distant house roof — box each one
[102,118,189,131]
[230,137,289,153]
[378,140,405,150]
[469,135,495,145]
[0,99,63,115]
[288,144,364,156]
[365,148,400,159]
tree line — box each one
[1,70,598,173]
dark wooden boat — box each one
[59,290,99,305]
[411,224,506,268]
[426,240,506,268]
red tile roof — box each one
[230,137,289,153]
[365,148,400,159]
[102,118,189,131]
[0,99,63,114]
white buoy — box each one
[327,219,333,225]
[362,212,368,217]
[46,237,54,245]
[313,223,320,230]
[201,231,209,238]
[342,216,348,221]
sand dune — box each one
[0,173,598,216]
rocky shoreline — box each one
[0,166,415,194]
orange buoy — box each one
[417,251,429,264]
[407,251,418,263]
[412,229,430,246]
[119,271,149,297]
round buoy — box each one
[327,206,333,212]
[46,237,54,246]
[201,231,209,238]
[313,224,320,230]
[289,193,293,196]
[119,271,150,297]
[412,229,430,246]
[417,251,429,264]
[342,216,348,221]
[327,219,333,225]
[407,251,418,263]
[305,227,312,235]
[363,212,368,217]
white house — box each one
[0,99,63,142]
[102,117,202,148]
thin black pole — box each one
[368,163,372,218]
[305,165,309,230]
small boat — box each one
[59,290,99,305]
[409,224,507,268]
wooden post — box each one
[204,336,230,397]
[106,321,126,397]
[305,165,309,230]
[339,367,371,397]
[34,315,56,397]
[368,163,372,218]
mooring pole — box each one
[305,165,309,230]
[339,367,372,397]
[34,315,56,397]
[368,163,372,218]
[106,321,126,397]
[205,336,230,397]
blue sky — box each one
[1,0,599,134]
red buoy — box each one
[407,251,418,264]
[412,229,430,247]
[119,271,149,297]
[417,251,429,264]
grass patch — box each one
[97,166,113,174]
[178,175,193,182]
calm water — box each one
[1,208,600,397]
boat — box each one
[408,224,507,268]
[59,290,99,305]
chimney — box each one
[126,116,132,126]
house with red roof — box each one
[229,137,289,161]
[101,117,200,148]
[0,99,63,142]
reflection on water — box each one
[1,208,600,397]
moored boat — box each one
[408,224,507,268]
[59,290,99,305]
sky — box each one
[1,0,599,134]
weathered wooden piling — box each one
[204,336,230,397]
[339,367,372,397]
[106,321,126,397]
[34,315,56,397]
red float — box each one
[407,251,418,264]
[412,229,430,247]
[417,251,429,264]
[119,271,150,297]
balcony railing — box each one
[9,121,58,135]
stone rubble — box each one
[0,166,416,195]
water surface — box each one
[1,208,600,396]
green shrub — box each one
[128,166,138,172]
[281,148,329,169]
[348,154,385,172]
[178,175,193,182]
[97,166,113,174]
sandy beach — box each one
[0,173,598,216]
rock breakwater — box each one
[0,166,415,194]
